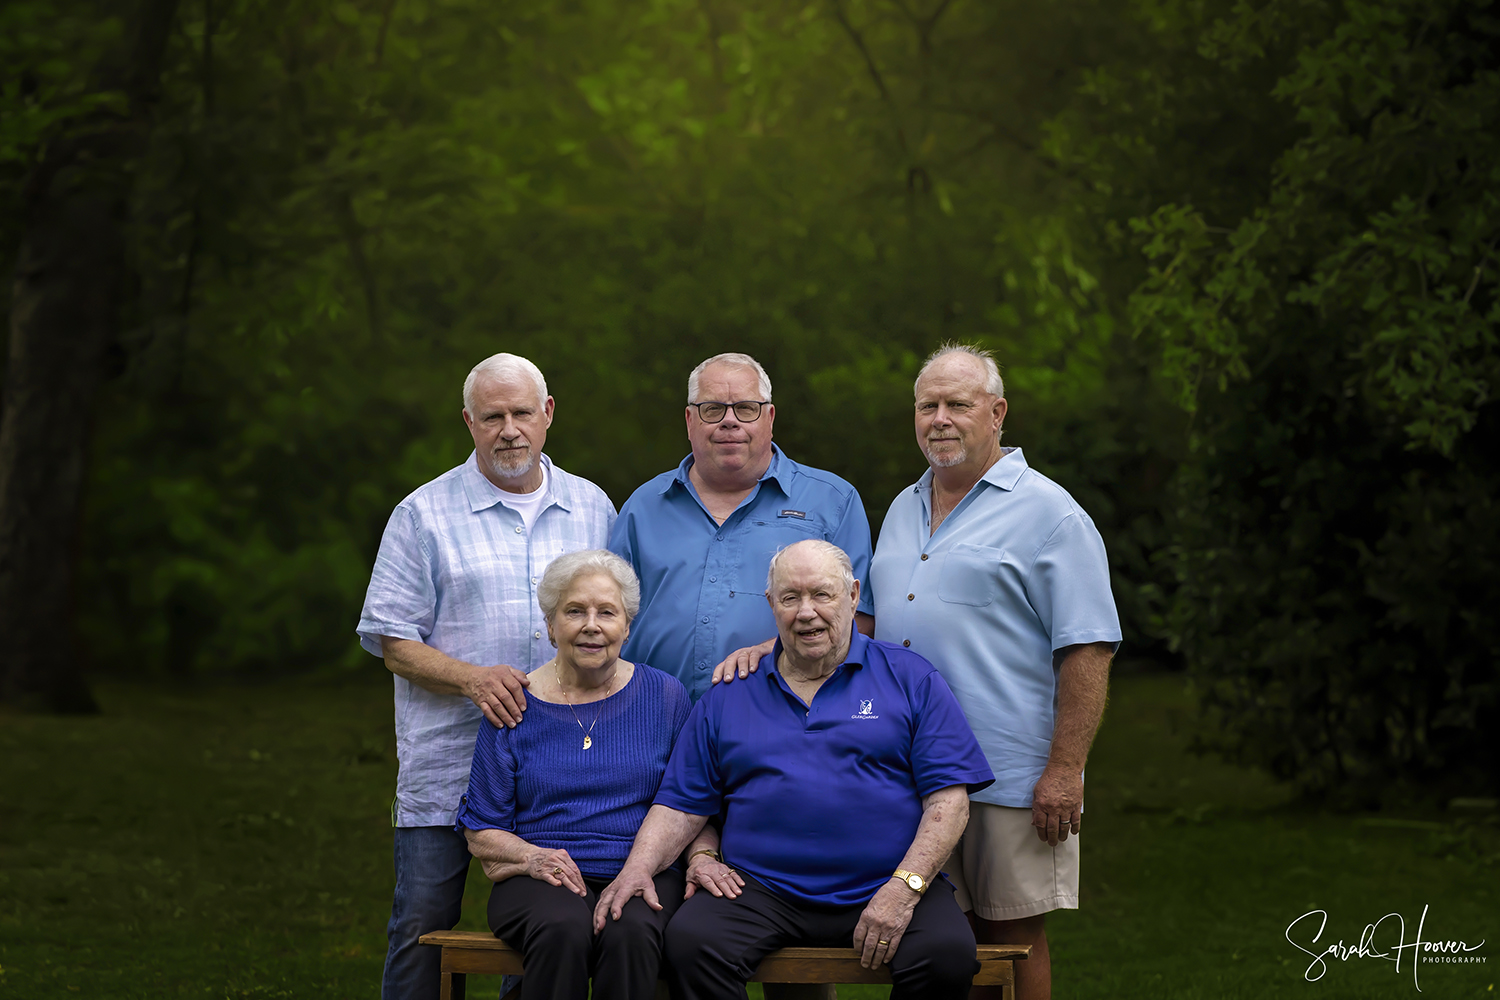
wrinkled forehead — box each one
[560,571,625,605]
[473,371,546,410]
[694,362,761,400]
[915,354,991,399]
[770,554,847,594]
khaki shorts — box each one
[943,802,1080,920]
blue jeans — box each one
[383,826,470,1000]
[383,826,519,1000]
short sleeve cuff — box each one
[454,795,513,835]
[356,618,425,657]
[652,788,720,818]
[1049,628,1122,653]
[915,768,995,799]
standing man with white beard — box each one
[868,344,1120,1000]
[357,353,616,1000]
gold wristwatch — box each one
[892,869,929,894]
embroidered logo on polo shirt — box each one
[852,699,879,720]
[779,509,807,519]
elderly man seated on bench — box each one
[593,539,995,1000]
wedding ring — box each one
[878,939,890,946]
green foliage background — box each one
[3,0,1495,799]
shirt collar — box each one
[461,452,570,514]
[981,446,1028,490]
[913,446,1028,496]
[665,443,791,497]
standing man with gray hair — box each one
[609,352,875,702]
[357,352,616,1000]
[868,343,1121,1000]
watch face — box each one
[907,874,925,891]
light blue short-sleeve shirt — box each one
[356,453,617,827]
[870,447,1121,808]
[610,445,874,701]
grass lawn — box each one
[0,668,1493,998]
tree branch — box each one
[828,0,908,154]
[375,0,398,67]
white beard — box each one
[922,442,967,468]
[487,447,537,481]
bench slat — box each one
[421,930,1026,985]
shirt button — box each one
[903,639,911,647]
[531,577,538,584]
[710,576,717,582]
[702,616,710,624]
[907,594,915,601]
[921,553,929,561]
[534,631,541,639]
[515,526,523,534]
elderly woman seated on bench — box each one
[455,550,733,1000]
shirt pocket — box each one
[937,543,1002,607]
[737,517,823,590]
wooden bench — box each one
[421,929,1029,999]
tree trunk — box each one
[0,0,179,712]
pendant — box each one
[582,735,592,749]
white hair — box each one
[687,353,773,403]
[463,353,548,414]
[765,540,856,596]
[538,550,642,623]
[915,343,1005,399]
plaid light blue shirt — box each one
[357,453,616,827]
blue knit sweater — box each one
[455,664,691,878]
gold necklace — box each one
[558,667,617,749]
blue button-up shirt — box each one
[870,448,1121,808]
[655,633,994,907]
[356,453,617,827]
[610,446,874,700]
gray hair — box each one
[915,343,1004,399]
[687,353,773,403]
[538,550,642,623]
[463,353,549,415]
[765,539,856,596]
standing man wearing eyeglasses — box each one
[608,353,875,703]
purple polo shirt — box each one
[654,633,994,907]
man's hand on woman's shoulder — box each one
[711,638,775,685]
[466,664,530,728]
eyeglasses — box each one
[689,400,770,423]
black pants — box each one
[487,869,685,1000]
[664,873,978,1000]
